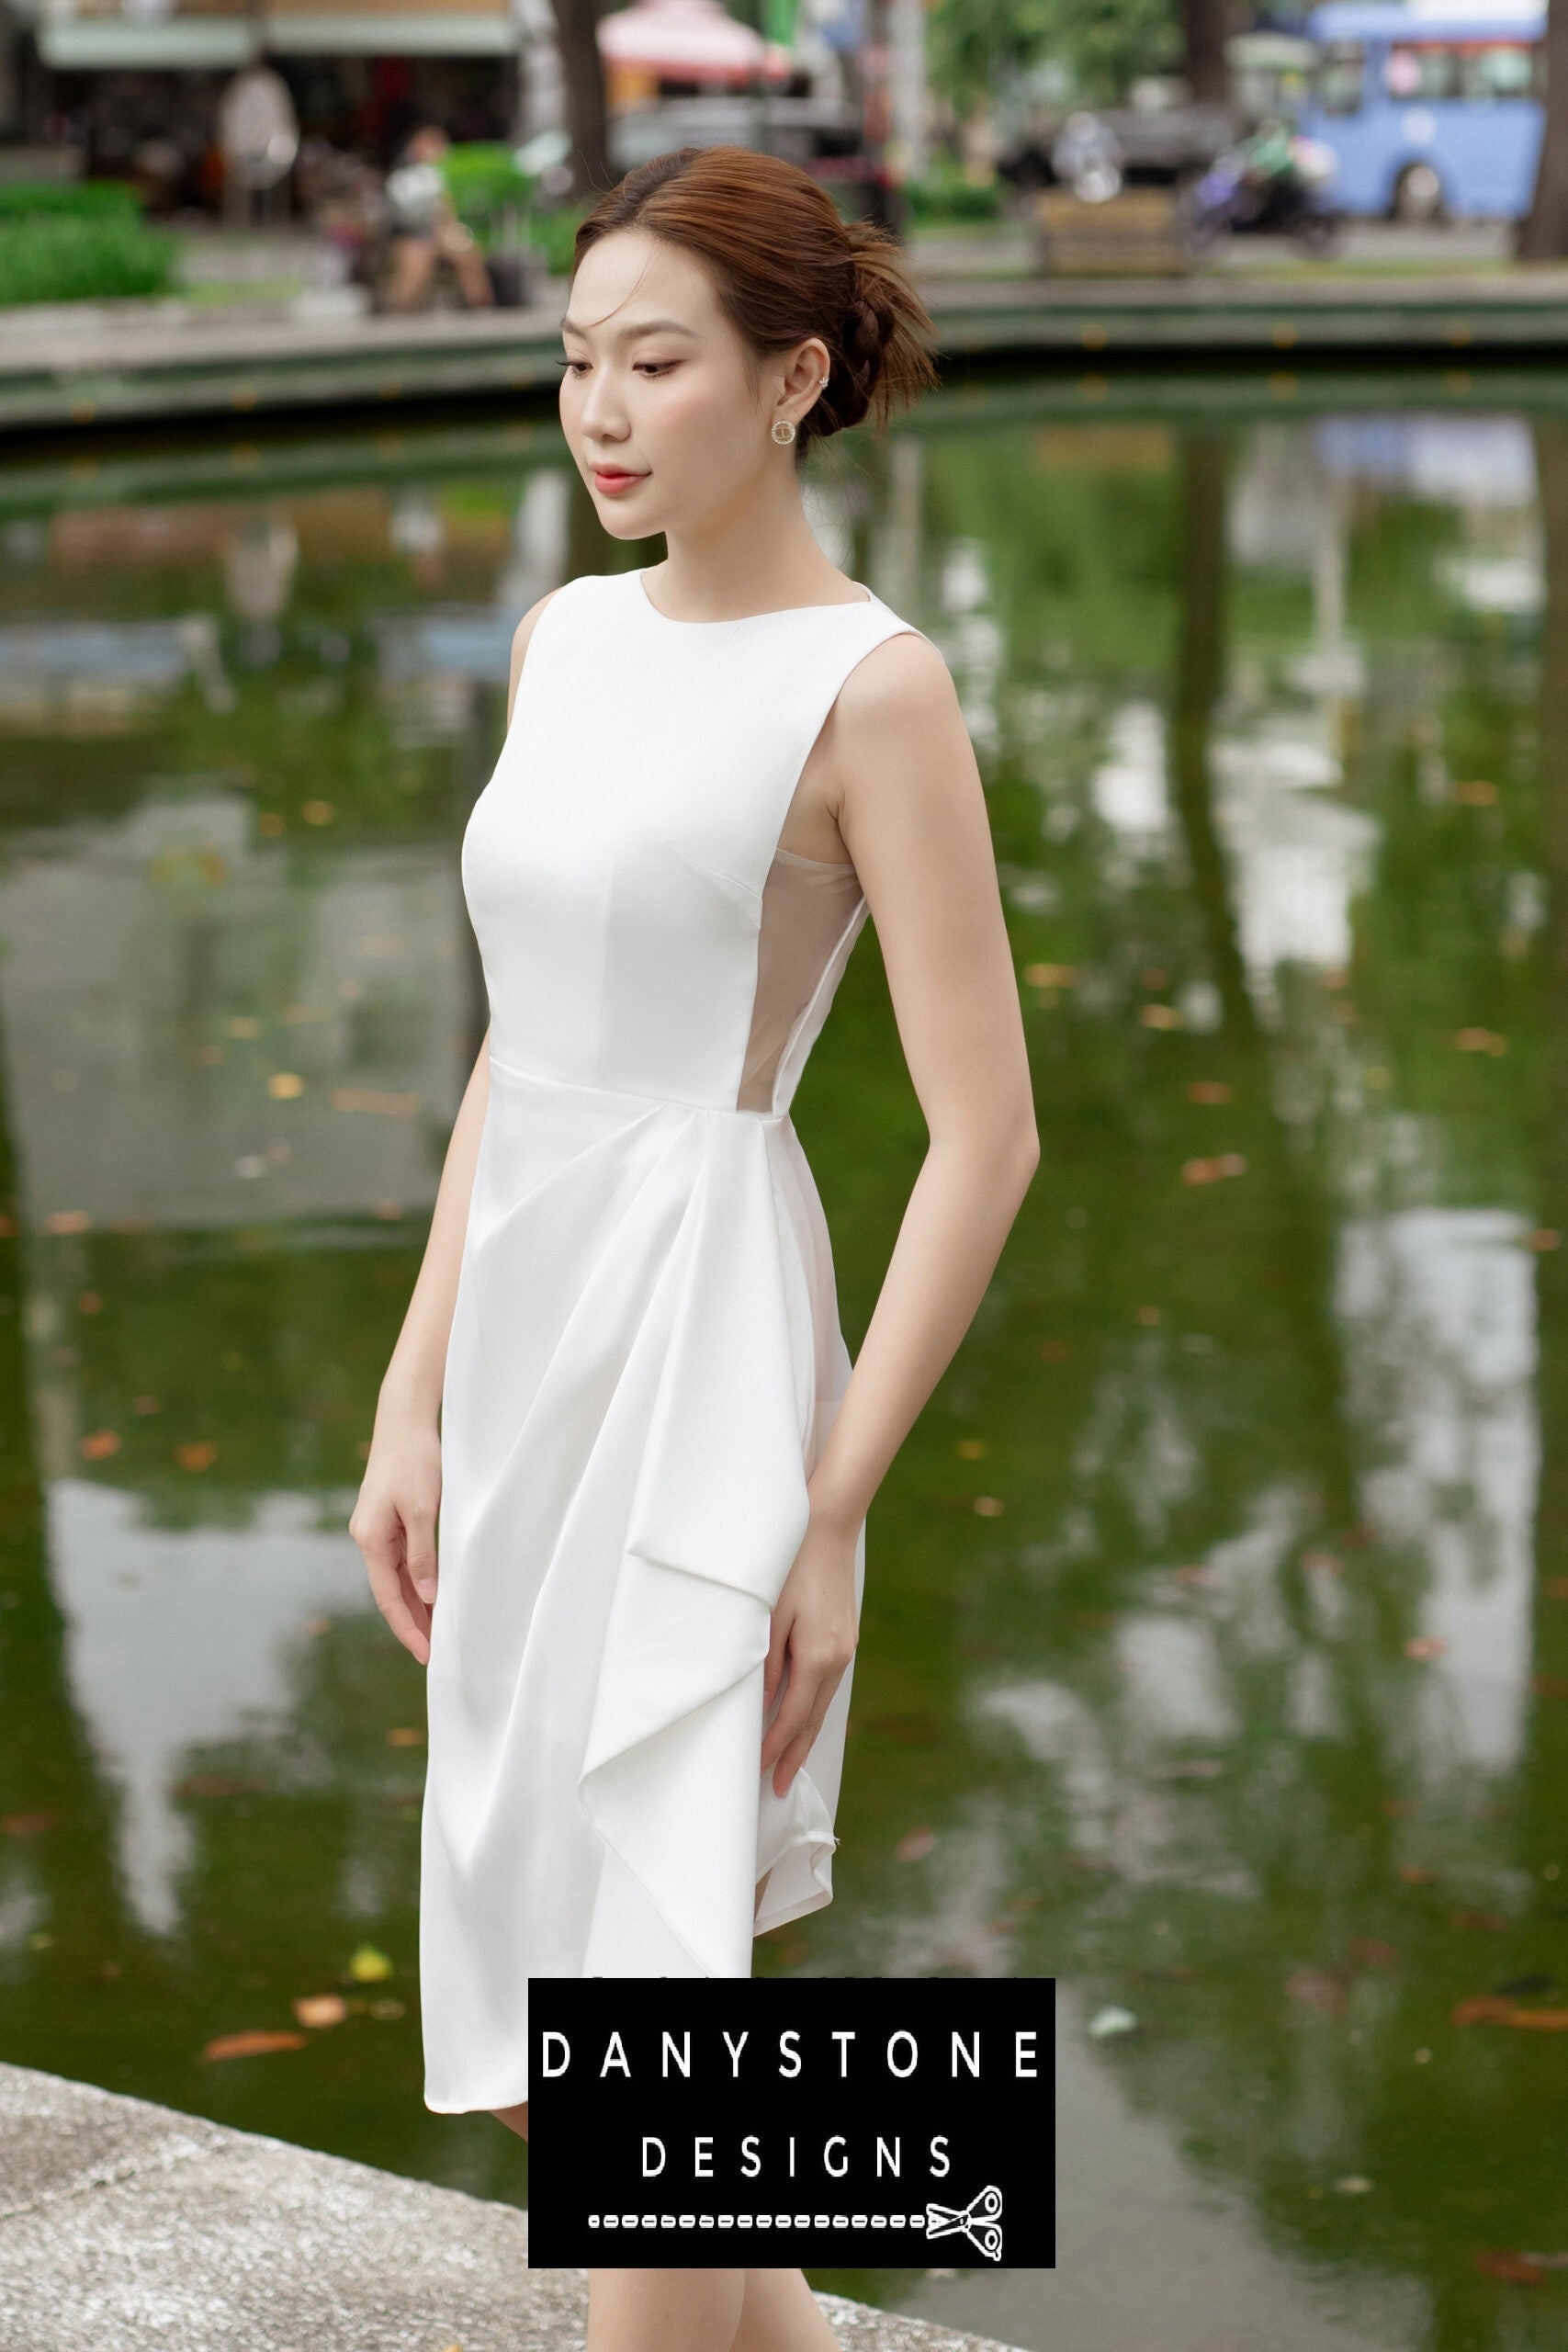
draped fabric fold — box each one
[421,1057,857,2110]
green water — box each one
[2,378,1568,2350]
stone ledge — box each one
[0,2063,1019,2352]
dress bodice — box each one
[461,567,924,1116]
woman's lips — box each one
[592,466,647,497]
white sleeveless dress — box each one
[420,564,925,2114]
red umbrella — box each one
[597,0,793,88]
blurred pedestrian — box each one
[381,126,493,311]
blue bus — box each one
[1296,0,1544,220]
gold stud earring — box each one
[771,417,796,446]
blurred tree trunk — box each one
[551,0,613,198]
[1181,0,1230,107]
[1518,0,1568,257]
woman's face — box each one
[557,228,823,539]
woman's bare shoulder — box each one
[839,628,954,728]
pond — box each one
[2,372,1567,2352]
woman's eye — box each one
[556,357,588,374]
[636,361,677,377]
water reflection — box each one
[3,386,1568,2344]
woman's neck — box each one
[651,488,858,622]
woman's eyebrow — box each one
[558,315,700,341]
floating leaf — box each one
[1022,963,1077,989]
[175,1441,218,1473]
[1531,1673,1568,1699]
[2,1812,53,1836]
[1452,1996,1568,2030]
[1285,1965,1351,2015]
[1450,1911,1508,1934]
[386,1726,424,1747]
[1454,1028,1506,1056]
[894,1826,936,1863]
[1451,780,1498,806]
[1347,1939,1399,1969]
[1181,1153,1247,1186]
[302,800,335,826]
[80,1430,120,1462]
[1141,1004,1181,1030]
[1473,2250,1549,2284]
[368,1997,406,2020]
[1087,2006,1138,2039]
[203,2029,308,2062]
[1527,1229,1562,1253]
[1404,1634,1448,1661]
[1334,2176,1373,2196]
[972,1496,1005,1517]
[292,1994,348,2030]
[1398,1863,1436,1885]
[1187,1080,1231,1104]
[267,1071,306,1100]
[956,1438,988,1460]
[348,1944,394,1984]
[331,1088,420,1118]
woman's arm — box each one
[349,584,559,1665]
[761,631,1039,1792]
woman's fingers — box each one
[761,1643,850,1792]
[762,1605,793,1715]
[353,1502,433,1665]
[404,1511,439,1605]
[369,1550,432,1665]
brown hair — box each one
[571,145,940,453]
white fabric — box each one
[420,565,925,2113]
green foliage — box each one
[438,144,587,275]
[439,142,531,209]
[0,177,141,222]
[526,200,591,277]
[0,214,176,307]
[930,0,1180,114]
[906,159,1005,220]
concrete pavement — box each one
[0,2060,1021,2352]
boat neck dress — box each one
[420,562,927,2115]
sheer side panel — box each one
[738,848,864,1114]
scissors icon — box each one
[924,2182,1003,2261]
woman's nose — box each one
[579,370,629,439]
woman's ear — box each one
[780,336,841,427]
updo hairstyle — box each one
[570,144,940,453]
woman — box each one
[350,145,1038,2352]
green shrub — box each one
[906,164,1004,222]
[526,201,589,277]
[441,141,532,227]
[0,215,176,306]
[0,178,141,223]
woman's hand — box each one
[350,1413,442,1667]
[761,1510,861,1797]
